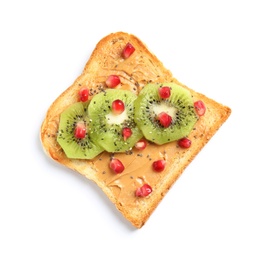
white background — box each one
[1,1,272,259]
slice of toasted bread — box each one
[40,32,231,228]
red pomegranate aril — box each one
[109,158,125,174]
[135,184,152,197]
[122,127,132,141]
[158,86,171,99]
[194,100,206,116]
[112,99,125,114]
[157,112,172,128]
[79,87,89,102]
[122,42,135,59]
[178,137,192,148]
[152,159,166,172]
[106,75,121,88]
[134,139,147,150]
[74,122,86,139]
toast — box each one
[40,32,231,228]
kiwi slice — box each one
[134,82,198,145]
[57,101,104,159]
[88,89,143,152]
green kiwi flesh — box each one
[57,101,104,159]
[88,89,143,153]
[134,82,198,145]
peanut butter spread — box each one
[90,118,205,208]
[85,36,174,95]
[45,36,205,209]
[79,39,197,206]
[92,142,183,207]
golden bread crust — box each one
[40,32,231,228]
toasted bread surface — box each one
[40,32,231,228]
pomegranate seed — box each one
[106,75,120,88]
[178,137,192,148]
[157,112,172,128]
[194,100,206,116]
[112,99,125,114]
[135,184,152,197]
[109,158,124,174]
[79,87,89,102]
[122,127,132,141]
[158,86,171,99]
[122,42,135,59]
[134,139,147,150]
[74,121,86,139]
[152,159,166,172]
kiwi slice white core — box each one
[106,110,129,125]
[152,103,177,120]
